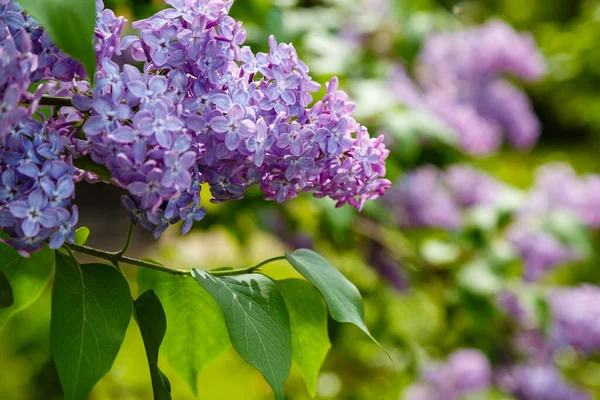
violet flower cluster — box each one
[508,163,600,281]
[497,363,589,400]
[384,164,504,230]
[386,163,600,282]
[548,285,600,355]
[390,19,545,155]
[0,0,390,253]
[405,349,492,400]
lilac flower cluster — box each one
[390,19,545,155]
[497,363,589,400]
[0,0,390,252]
[405,349,492,400]
[0,1,93,255]
[548,285,600,355]
[384,165,503,229]
[77,0,390,238]
[507,163,600,281]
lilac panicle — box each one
[405,349,492,400]
[390,19,544,155]
[0,0,390,251]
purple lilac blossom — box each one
[405,349,492,400]
[507,163,600,281]
[390,19,544,155]
[0,0,390,251]
[384,165,503,229]
[548,285,600,355]
[497,363,589,400]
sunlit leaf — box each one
[192,270,292,400]
[74,227,90,246]
[137,269,229,394]
[277,279,330,397]
[51,253,132,400]
[285,249,387,353]
[0,244,54,329]
[15,0,97,79]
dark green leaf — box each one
[191,270,292,400]
[74,227,90,246]
[0,269,13,308]
[277,279,330,397]
[134,290,172,400]
[16,0,96,79]
[0,244,54,329]
[137,269,229,394]
[285,249,385,351]
[73,154,112,181]
[51,253,132,400]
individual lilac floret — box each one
[548,285,600,355]
[390,19,545,155]
[497,363,589,400]
[405,349,492,400]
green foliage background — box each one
[3,0,600,399]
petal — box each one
[17,163,40,178]
[56,176,75,198]
[179,151,197,168]
[210,116,229,133]
[228,104,245,123]
[28,189,47,209]
[149,76,168,94]
[22,218,39,237]
[211,93,232,110]
[39,209,58,228]
[110,126,135,143]
[8,201,28,218]
[127,81,148,98]
[225,130,241,151]
[83,116,106,136]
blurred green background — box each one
[3,0,600,399]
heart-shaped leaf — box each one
[51,252,132,400]
[192,270,292,400]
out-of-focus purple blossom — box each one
[406,349,492,400]
[520,163,600,229]
[390,19,545,155]
[497,363,589,400]
[507,228,579,282]
[549,285,600,355]
[384,165,503,229]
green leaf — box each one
[285,249,385,351]
[0,269,13,308]
[73,154,112,181]
[0,244,54,329]
[51,253,132,400]
[74,227,90,246]
[276,279,330,397]
[134,290,172,400]
[137,269,229,394]
[16,0,97,80]
[191,270,292,400]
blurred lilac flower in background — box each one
[390,19,545,155]
[405,349,492,400]
[497,363,589,400]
